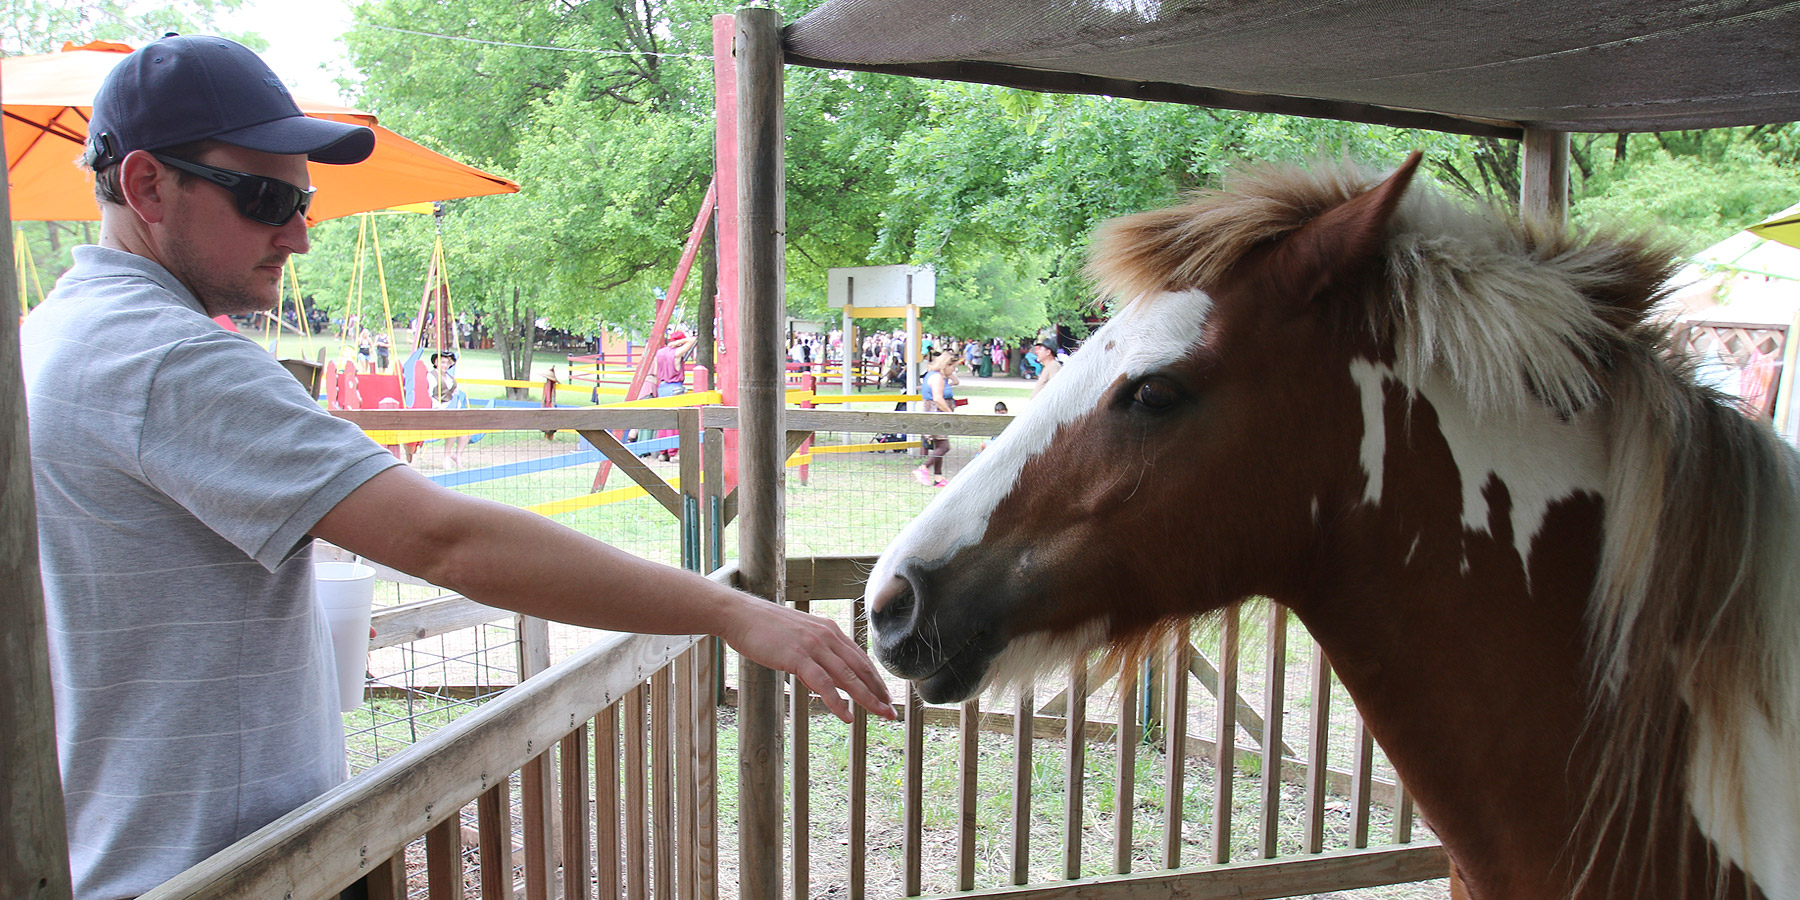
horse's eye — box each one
[1133,377,1180,411]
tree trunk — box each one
[496,285,537,401]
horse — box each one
[863,152,1799,900]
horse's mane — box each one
[1086,159,1800,894]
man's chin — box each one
[199,292,278,319]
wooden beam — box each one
[902,844,1449,900]
[733,9,788,900]
[0,71,75,897]
[371,594,510,651]
[700,406,1013,438]
[576,429,684,518]
[783,55,1523,141]
[336,408,682,432]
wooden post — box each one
[1,85,75,898]
[1519,128,1570,225]
[734,9,788,900]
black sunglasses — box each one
[150,153,315,226]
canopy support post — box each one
[1519,127,1570,224]
[1,66,76,897]
[733,9,788,900]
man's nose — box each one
[277,213,310,253]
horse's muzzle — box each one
[869,568,1005,703]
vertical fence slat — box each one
[595,705,620,900]
[675,652,698,900]
[1304,642,1332,855]
[426,811,466,900]
[478,781,515,900]
[1063,659,1088,880]
[1161,636,1189,869]
[625,685,649,900]
[522,752,555,900]
[1011,682,1033,886]
[1259,607,1287,859]
[1114,668,1137,875]
[563,725,593,900]
[958,699,980,891]
[1394,784,1415,844]
[1351,715,1375,849]
[652,670,674,900]
[791,599,811,900]
[1212,609,1240,865]
[519,616,557,900]
[369,854,409,900]
[903,683,924,896]
[702,428,725,576]
[695,639,719,900]
[850,602,869,900]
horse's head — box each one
[867,155,1425,703]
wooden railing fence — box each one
[135,407,1443,900]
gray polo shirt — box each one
[21,246,402,900]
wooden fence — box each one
[136,407,1443,900]
[1676,319,1788,419]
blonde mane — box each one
[1086,159,1800,893]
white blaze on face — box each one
[864,289,1216,618]
[1348,358,1607,570]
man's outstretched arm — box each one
[312,465,896,723]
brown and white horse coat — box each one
[866,154,1799,899]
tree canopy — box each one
[6,0,1797,347]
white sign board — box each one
[827,264,935,308]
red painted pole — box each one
[714,14,742,492]
[590,178,719,492]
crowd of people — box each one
[779,329,1074,388]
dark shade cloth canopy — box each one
[786,0,1800,139]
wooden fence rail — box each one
[138,591,721,900]
[777,556,1442,899]
[134,408,1441,900]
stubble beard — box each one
[162,229,286,318]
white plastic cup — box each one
[315,561,377,713]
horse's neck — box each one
[1297,490,1605,898]
[1295,373,1766,899]
[1301,371,1610,896]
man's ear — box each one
[115,150,172,225]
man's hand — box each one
[719,598,897,723]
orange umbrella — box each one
[2,41,518,223]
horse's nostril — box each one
[870,575,915,633]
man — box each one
[1029,340,1063,397]
[20,36,894,900]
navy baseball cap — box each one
[86,35,375,170]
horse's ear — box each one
[1264,151,1422,305]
